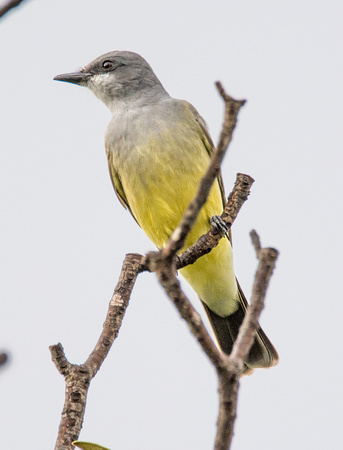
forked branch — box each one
[51,253,143,450]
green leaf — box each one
[73,441,110,450]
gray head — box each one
[54,51,169,110]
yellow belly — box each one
[117,137,239,317]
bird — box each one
[54,51,278,373]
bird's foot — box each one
[210,215,229,240]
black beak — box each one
[53,71,91,86]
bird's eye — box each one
[102,60,114,71]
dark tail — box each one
[202,281,279,374]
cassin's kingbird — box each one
[54,51,278,372]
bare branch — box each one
[164,85,246,258]
[50,345,90,449]
[146,252,226,369]
[50,343,72,376]
[215,372,240,450]
[215,82,246,155]
[51,253,142,450]
[85,253,144,376]
[0,0,27,18]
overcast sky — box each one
[0,1,342,449]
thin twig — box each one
[0,0,27,18]
[250,229,262,256]
[215,82,246,155]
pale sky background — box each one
[0,1,342,449]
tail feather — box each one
[202,280,279,373]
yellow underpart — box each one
[109,114,239,316]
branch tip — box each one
[49,342,72,377]
[0,0,27,18]
[215,81,246,107]
[250,229,262,256]
[0,352,9,367]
